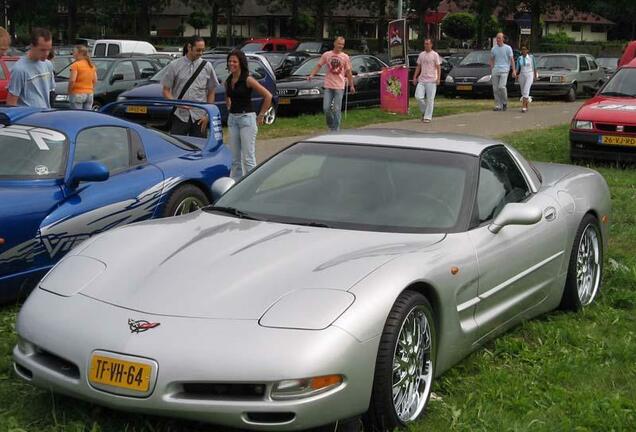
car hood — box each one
[277,75,324,88]
[450,65,490,78]
[119,82,162,98]
[575,95,636,123]
[74,211,445,319]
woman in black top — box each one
[226,49,272,180]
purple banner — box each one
[381,66,409,115]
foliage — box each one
[542,30,576,45]
[442,12,476,41]
[187,11,209,35]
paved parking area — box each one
[255,101,583,162]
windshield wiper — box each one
[461,62,489,67]
[205,206,262,220]
[286,220,332,228]
[601,91,636,97]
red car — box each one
[570,58,636,162]
[0,56,20,103]
[240,38,299,52]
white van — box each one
[92,40,157,57]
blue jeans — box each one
[69,93,94,110]
[228,112,258,180]
[323,88,344,131]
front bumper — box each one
[528,82,572,97]
[276,94,323,114]
[444,82,493,97]
[13,289,378,430]
[570,130,636,162]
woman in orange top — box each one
[69,45,97,110]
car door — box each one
[363,56,385,105]
[349,56,368,105]
[102,60,137,103]
[577,56,594,90]
[585,55,604,85]
[468,146,565,340]
[248,59,273,112]
[39,126,164,255]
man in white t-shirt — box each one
[412,39,441,123]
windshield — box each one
[292,57,326,76]
[0,125,67,178]
[241,43,264,52]
[536,55,577,70]
[600,68,636,97]
[262,53,286,68]
[57,59,112,80]
[297,42,321,53]
[459,51,490,66]
[596,58,618,69]
[214,142,475,233]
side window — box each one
[94,43,106,57]
[579,56,589,71]
[74,127,131,173]
[276,44,286,51]
[365,56,384,72]
[213,61,229,83]
[136,60,157,75]
[351,57,366,74]
[587,57,598,70]
[107,44,120,57]
[248,60,266,80]
[113,61,135,81]
[476,147,531,224]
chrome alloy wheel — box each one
[576,224,601,306]
[173,197,204,216]
[392,305,433,422]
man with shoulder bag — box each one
[161,36,218,137]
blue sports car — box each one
[0,102,231,301]
[115,53,279,126]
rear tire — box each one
[560,214,603,311]
[162,184,209,217]
[364,291,436,431]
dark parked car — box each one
[259,51,318,79]
[276,54,387,115]
[444,50,516,98]
[54,57,163,110]
[114,54,278,125]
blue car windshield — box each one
[0,125,67,178]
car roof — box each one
[304,129,499,156]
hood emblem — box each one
[617,125,624,132]
[128,318,161,333]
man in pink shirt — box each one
[308,36,355,131]
[412,39,441,123]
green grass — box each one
[1,124,635,431]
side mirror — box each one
[488,203,542,234]
[68,161,109,189]
[211,177,235,201]
[140,68,155,79]
[110,73,124,84]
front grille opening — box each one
[179,382,266,401]
[32,349,80,380]
[14,362,33,380]
[245,412,296,424]
[596,123,616,132]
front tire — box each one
[263,105,277,125]
[560,214,603,311]
[162,184,209,217]
[565,84,577,102]
[365,291,436,431]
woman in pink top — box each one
[307,36,355,131]
[412,39,441,123]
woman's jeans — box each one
[228,112,258,180]
[323,88,344,131]
[69,93,94,110]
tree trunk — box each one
[530,1,542,51]
[137,0,151,40]
[67,0,76,43]
[226,6,233,46]
[290,0,299,38]
[315,2,324,40]
[210,4,218,47]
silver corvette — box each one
[13,130,610,431]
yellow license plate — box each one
[600,135,636,147]
[89,354,152,392]
[456,84,473,91]
[279,97,291,105]
[126,105,148,114]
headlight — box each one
[445,75,454,83]
[477,74,491,83]
[117,96,127,101]
[55,94,68,102]
[550,76,566,83]
[271,375,344,400]
[297,88,321,96]
[574,120,593,130]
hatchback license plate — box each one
[600,135,636,147]
[89,354,152,392]
[456,84,472,91]
[279,97,291,105]
[126,105,148,114]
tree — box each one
[405,0,441,41]
[442,12,475,41]
[188,11,209,36]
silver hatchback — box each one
[530,53,606,101]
